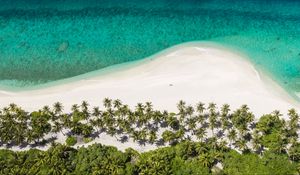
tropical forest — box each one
[0,98,299,174]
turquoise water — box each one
[1,0,300,94]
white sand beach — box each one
[1,43,299,151]
[0,43,298,116]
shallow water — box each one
[0,0,300,95]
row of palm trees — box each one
[0,98,299,158]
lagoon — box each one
[0,0,300,96]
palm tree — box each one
[120,104,130,119]
[252,131,262,153]
[152,111,162,125]
[218,140,228,152]
[162,130,175,144]
[207,136,219,150]
[131,130,140,142]
[136,103,145,114]
[177,100,187,122]
[175,127,185,141]
[2,106,10,115]
[235,139,249,153]
[162,110,169,120]
[232,105,254,137]
[208,103,217,114]
[71,104,79,113]
[177,100,186,112]
[42,105,51,115]
[145,102,153,112]
[148,130,157,144]
[139,129,147,141]
[8,103,17,111]
[196,113,206,127]
[145,102,154,123]
[273,131,288,154]
[81,124,93,137]
[208,113,217,137]
[166,115,179,130]
[186,117,197,131]
[79,101,90,121]
[16,108,29,123]
[81,101,89,112]
[288,108,299,141]
[30,112,52,143]
[194,128,206,142]
[135,103,146,126]
[92,107,101,117]
[52,121,62,134]
[60,114,72,132]
[288,143,300,161]
[256,113,285,135]
[195,142,208,154]
[103,98,112,109]
[122,120,132,133]
[288,108,299,126]
[14,124,26,145]
[26,130,35,144]
[227,129,237,147]
[196,102,205,114]
[127,111,136,124]
[198,153,214,168]
[113,99,122,109]
[95,117,105,133]
[220,104,230,130]
[53,102,63,115]
[186,105,194,118]
[102,112,113,131]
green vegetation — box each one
[66,136,77,146]
[0,98,300,174]
[83,137,92,143]
[0,142,298,175]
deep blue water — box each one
[1,0,300,94]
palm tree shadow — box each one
[155,138,165,146]
[138,140,147,146]
[90,131,100,139]
[136,122,143,128]
[160,121,168,128]
[254,147,264,155]
[5,142,14,148]
[29,137,57,148]
[216,130,224,138]
[119,135,129,143]
[65,130,73,136]
[243,133,252,142]
[249,122,256,130]
[216,121,222,128]
[147,125,159,132]
[170,140,179,146]
[48,136,57,143]
[19,142,29,148]
[116,129,124,135]
[202,122,209,129]
[99,128,107,134]
[30,141,43,148]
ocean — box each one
[0,0,300,95]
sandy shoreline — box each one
[0,43,298,117]
[1,43,299,151]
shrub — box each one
[83,137,93,143]
[66,136,77,146]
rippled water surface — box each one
[1,0,300,94]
